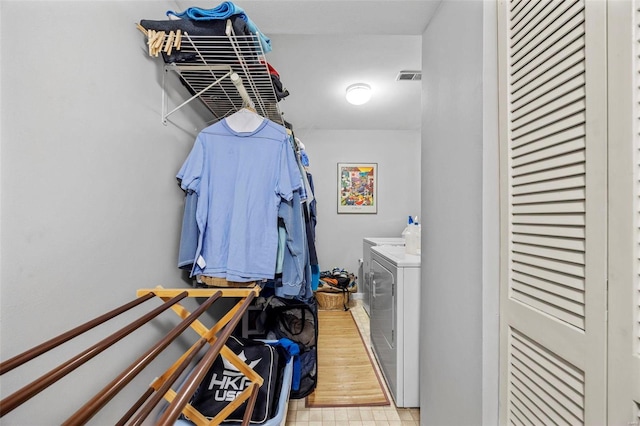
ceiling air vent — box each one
[396,70,422,81]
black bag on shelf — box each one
[258,295,318,399]
[188,336,287,423]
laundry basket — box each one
[315,291,351,310]
[315,268,357,310]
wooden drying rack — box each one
[0,285,263,425]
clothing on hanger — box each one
[177,118,302,282]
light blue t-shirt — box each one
[177,119,302,281]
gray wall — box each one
[0,2,211,424]
[420,1,497,424]
[300,129,421,277]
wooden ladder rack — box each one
[0,285,262,426]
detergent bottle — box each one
[414,217,421,255]
[405,216,419,255]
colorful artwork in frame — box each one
[337,163,377,214]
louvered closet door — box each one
[607,1,640,424]
[497,1,607,424]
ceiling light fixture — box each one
[345,83,372,105]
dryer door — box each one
[370,255,397,399]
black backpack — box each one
[188,336,287,423]
[257,295,318,399]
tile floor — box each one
[284,300,420,426]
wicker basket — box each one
[315,291,350,310]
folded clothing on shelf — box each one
[166,1,272,53]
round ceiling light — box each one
[345,83,372,105]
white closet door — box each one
[498,1,607,424]
[608,1,640,424]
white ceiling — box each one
[267,34,423,131]
[172,0,441,130]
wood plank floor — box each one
[285,300,420,426]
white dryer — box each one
[370,245,420,408]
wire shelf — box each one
[145,20,284,125]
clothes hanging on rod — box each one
[304,172,319,291]
[177,189,198,270]
[276,188,309,299]
[176,120,319,299]
[263,126,319,298]
[177,116,303,284]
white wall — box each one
[300,129,421,279]
[420,1,496,424]
[0,2,211,424]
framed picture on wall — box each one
[337,163,378,214]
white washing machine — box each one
[369,245,420,408]
[361,237,405,315]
